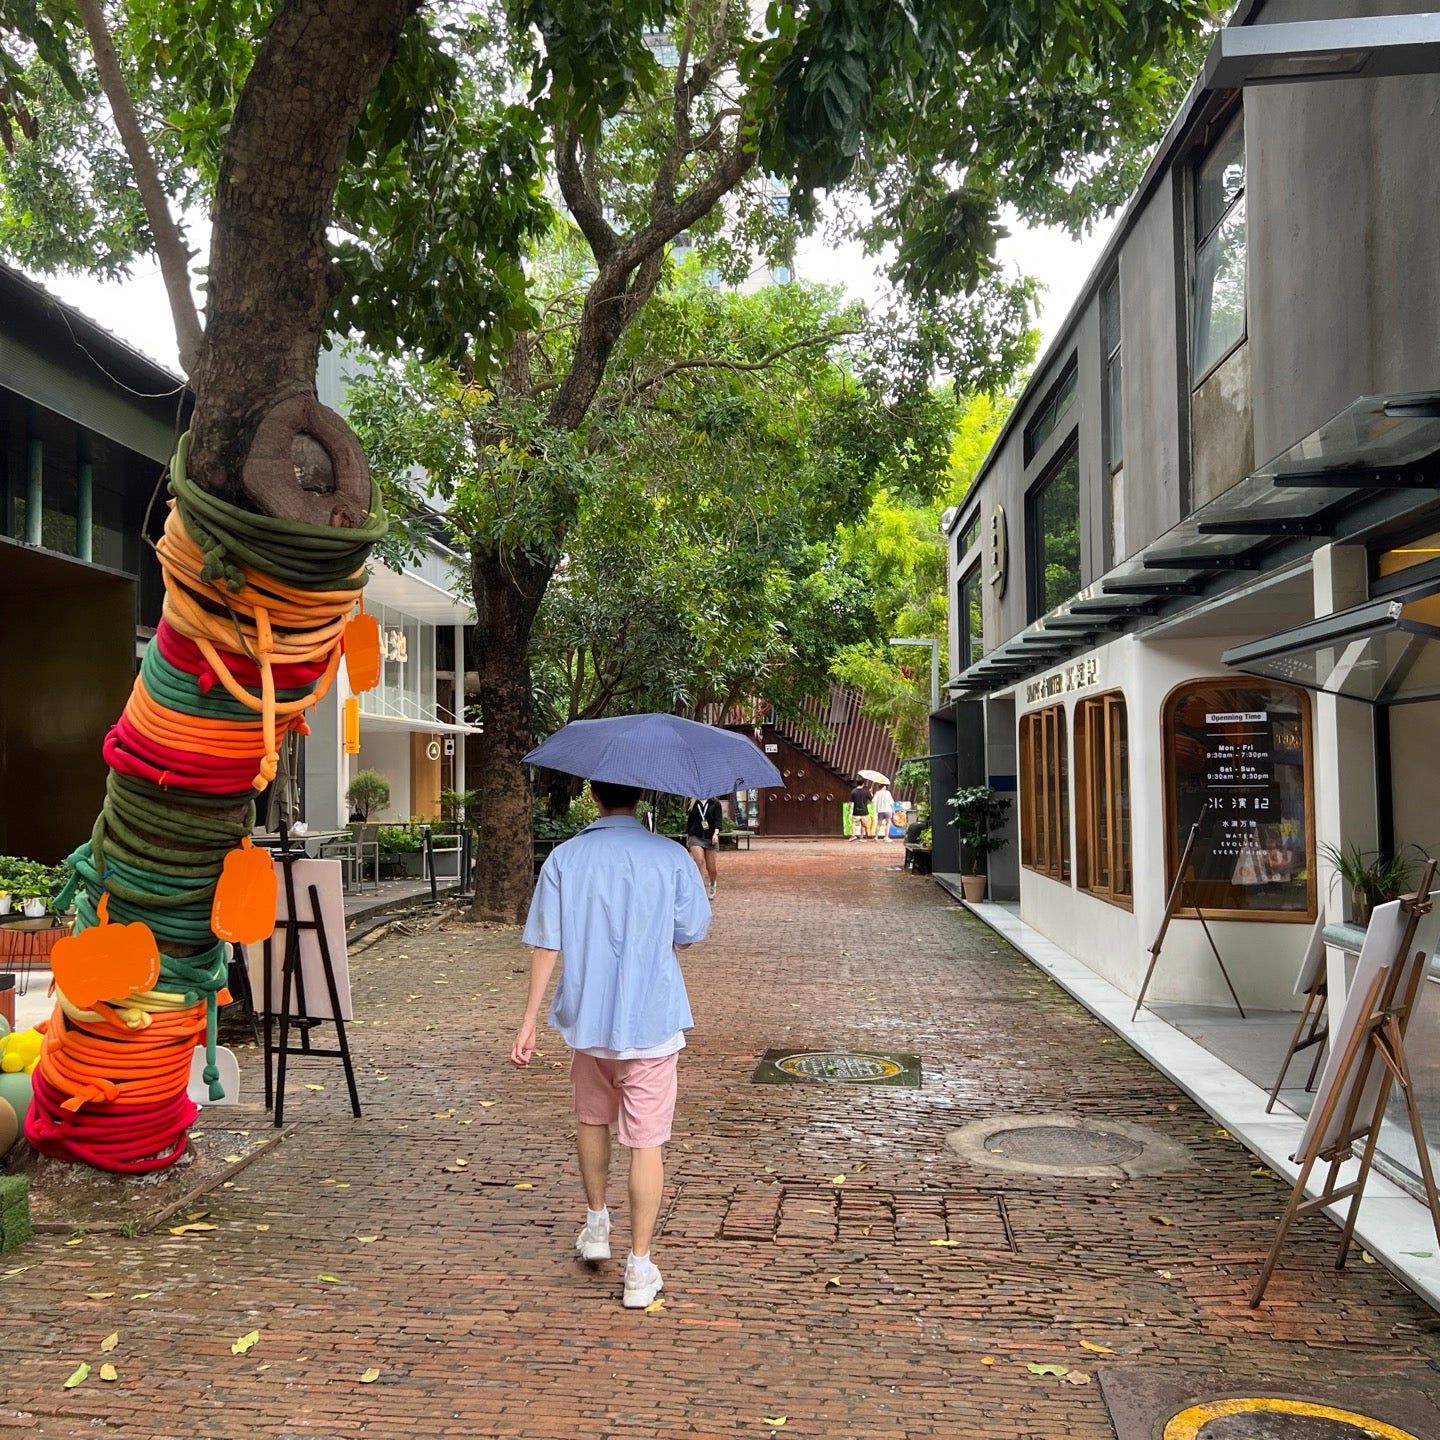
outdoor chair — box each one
[321,823,380,894]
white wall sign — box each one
[764,743,779,754]
[987,504,1008,597]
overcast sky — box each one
[39,211,1119,381]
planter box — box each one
[0,918,72,967]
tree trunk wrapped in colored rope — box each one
[25,434,385,1172]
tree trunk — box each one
[471,545,555,924]
[188,0,419,508]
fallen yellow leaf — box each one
[761,1420,787,1429]
[477,1100,496,1108]
[980,1356,995,1366]
[224,1154,244,1164]
[64,1237,84,1247]
[63,1362,90,1389]
[830,1174,846,1186]
[929,1238,961,1247]
[254,1224,270,1232]
[169,1223,217,1236]
[99,1363,118,1383]
[514,1183,533,1190]
[1027,1363,1068,1377]
[1079,1340,1114,1355]
[359,1367,381,1384]
[644,1298,665,1314]
[1063,1371,1093,1386]
[231,1330,260,1356]
[100,1333,118,1353]
[131,1292,152,1300]
[1151,1214,1173,1226]
[355,1235,380,1245]
[824,1276,841,1288]
[304,1084,325,1091]
[317,1274,340,1284]
[85,1292,115,1300]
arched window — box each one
[1162,679,1314,920]
[1020,705,1069,882]
[1075,692,1131,907]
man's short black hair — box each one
[590,779,644,810]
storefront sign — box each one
[987,504,1008,598]
[1025,657,1099,705]
[384,627,408,664]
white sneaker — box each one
[706,882,716,899]
[623,1257,663,1308]
[576,1216,611,1262]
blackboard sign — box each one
[1165,684,1310,914]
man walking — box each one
[685,795,724,898]
[512,779,711,1308]
[849,780,872,840]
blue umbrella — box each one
[523,713,782,796]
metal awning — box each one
[948,393,1440,699]
[1222,578,1440,705]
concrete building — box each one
[938,1,1440,1225]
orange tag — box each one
[211,836,277,945]
[51,894,161,1011]
[343,610,381,693]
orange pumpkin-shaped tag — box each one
[51,894,161,1011]
[210,836,278,945]
[343,609,381,694]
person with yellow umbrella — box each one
[859,769,892,840]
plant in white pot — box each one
[947,785,1011,903]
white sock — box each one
[628,1250,655,1274]
[587,1207,609,1228]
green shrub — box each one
[346,769,391,819]
[377,823,425,857]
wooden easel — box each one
[261,828,361,1128]
[1133,802,1246,1022]
[1250,861,1440,1307]
[1265,916,1328,1114]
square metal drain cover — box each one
[1098,1368,1440,1440]
[751,1048,921,1086]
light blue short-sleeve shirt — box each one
[522,815,710,1054]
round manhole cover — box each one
[774,1052,904,1082]
[1163,1398,1422,1439]
[984,1124,1146,1167]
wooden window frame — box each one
[1075,691,1133,910]
[1160,677,1316,924]
[1019,704,1070,883]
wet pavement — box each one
[2,840,1439,1438]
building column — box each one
[76,458,93,562]
[1313,545,1376,1016]
[25,434,42,546]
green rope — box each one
[169,431,386,593]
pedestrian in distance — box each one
[685,795,724,898]
[512,779,711,1309]
[849,781,872,840]
[872,783,895,842]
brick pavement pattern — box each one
[3,840,1439,1438]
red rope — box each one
[26,1071,196,1173]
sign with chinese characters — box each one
[384,627,408,664]
[1025,656,1100,706]
[987,504,1008,598]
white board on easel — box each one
[243,857,354,1022]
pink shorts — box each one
[570,1050,679,1149]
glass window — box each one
[1027,445,1081,620]
[1194,112,1247,379]
[1020,705,1070,882]
[1075,693,1131,906]
[1163,679,1314,919]
[1101,274,1123,477]
[959,509,980,557]
[1023,359,1078,464]
[1376,527,1440,582]
[957,563,983,669]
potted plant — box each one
[345,769,391,822]
[1319,841,1427,927]
[947,785,1012,903]
[378,822,425,878]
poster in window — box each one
[1166,683,1311,915]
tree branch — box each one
[556,123,618,266]
[73,0,203,373]
[626,328,863,401]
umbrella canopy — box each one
[858,769,890,785]
[524,714,782,797]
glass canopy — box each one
[1221,579,1440,705]
[947,392,1440,697]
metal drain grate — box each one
[751,1049,921,1087]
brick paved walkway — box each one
[4,840,1440,1438]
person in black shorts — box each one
[849,782,872,840]
[685,797,723,898]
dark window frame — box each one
[957,560,983,670]
[1100,272,1123,478]
[1191,107,1248,387]
[1025,436,1082,623]
[1022,356,1079,465]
